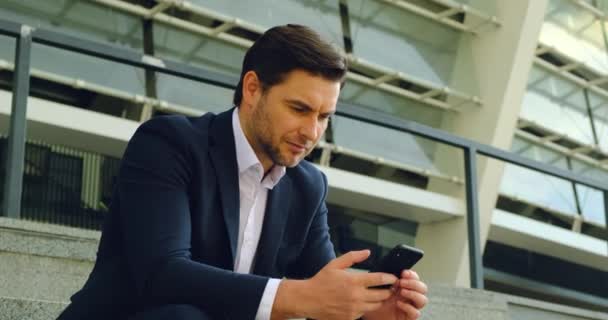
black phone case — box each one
[369,244,424,289]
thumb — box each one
[327,250,371,270]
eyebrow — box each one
[284,99,335,117]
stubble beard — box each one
[252,99,306,168]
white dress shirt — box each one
[232,108,285,320]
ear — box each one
[240,70,262,111]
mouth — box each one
[286,141,307,154]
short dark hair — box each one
[233,24,347,106]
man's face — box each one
[247,69,340,168]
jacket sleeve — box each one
[117,117,267,319]
[289,172,336,279]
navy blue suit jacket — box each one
[58,108,336,320]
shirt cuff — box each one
[255,278,282,320]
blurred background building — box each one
[0,0,606,319]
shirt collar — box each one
[232,108,286,189]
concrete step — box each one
[0,217,98,302]
[0,217,606,320]
[0,296,66,320]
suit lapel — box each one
[208,109,240,267]
[253,175,292,276]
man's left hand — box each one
[362,270,428,320]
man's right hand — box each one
[271,250,397,320]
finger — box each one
[327,250,370,270]
[399,279,428,295]
[400,289,428,309]
[401,269,420,280]
[362,288,393,302]
[357,272,398,287]
[396,300,421,319]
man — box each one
[58,24,427,320]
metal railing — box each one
[0,17,607,291]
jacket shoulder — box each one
[136,113,215,142]
[288,160,328,194]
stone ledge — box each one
[0,218,99,262]
[0,296,66,320]
[0,217,100,240]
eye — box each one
[291,105,305,112]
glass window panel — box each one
[0,0,143,51]
[340,80,443,128]
[0,36,14,139]
[189,0,344,47]
[500,164,578,214]
[156,73,233,115]
[588,91,608,152]
[542,0,608,73]
[0,38,14,211]
[153,23,246,77]
[521,66,595,145]
[332,116,440,174]
[501,137,577,214]
[511,136,569,171]
[574,184,606,226]
[0,34,16,65]
[570,157,607,227]
[570,157,608,192]
[348,0,462,87]
[337,80,445,173]
[30,43,146,96]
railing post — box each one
[2,25,32,218]
[604,190,608,243]
[464,146,484,289]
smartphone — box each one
[369,244,424,289]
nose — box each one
[299,116,321,142]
